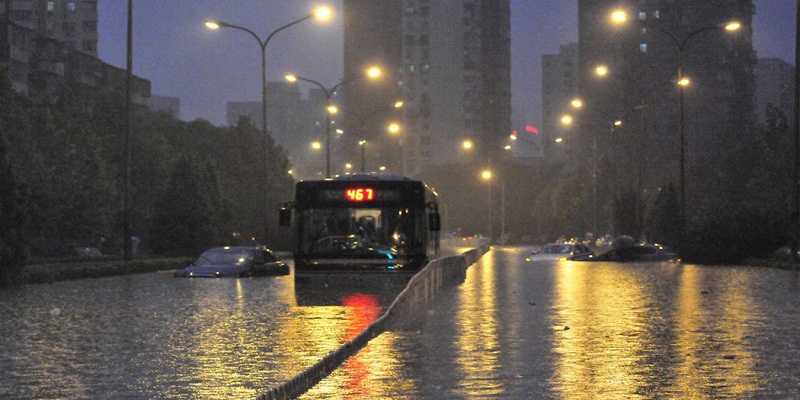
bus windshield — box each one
[299,206,424,258]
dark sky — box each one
[97,0,796,129]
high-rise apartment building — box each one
[1,0,98,55]
[343,0,511,176]
[577,0,755,225]
[1,0,148,103]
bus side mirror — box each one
[428,212,441,232]
[279,207,291,227]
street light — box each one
[205,5,332,135]
[205,6,332,241]
[610,9,741,226]
[462,139,474,150]
[286,67,383,177]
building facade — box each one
[343,0,511,176]
[227,82,330,179]
[1,0,150,104]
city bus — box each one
[279,173,441,281]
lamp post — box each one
[481,169,493,242]
[286,67,382,177]
[610,9,741,227]
[480,169,506,244]
[387,122,403,173]
[205,6,331,241]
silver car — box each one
[175,246,289,277]
[528,242,594,262]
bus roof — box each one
[305,172,416,182]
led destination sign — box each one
[345,187,374,202]
[317,187,402,203]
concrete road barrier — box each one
[257,244,490,400]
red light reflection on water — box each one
[340,293,382,398]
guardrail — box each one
[257,244,490,400]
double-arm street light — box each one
[610,10,740,226]
[205,6,332,136]
[205,6,331,241]
[285,67,382,177]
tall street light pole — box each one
[794,0,799,261]
[610,11,740,229]
[643,22,740,228]
[123,0,133,259]
[286,67,382,177]
[205,6,331,241]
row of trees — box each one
[0,71,294,285]
[418,104,792,264]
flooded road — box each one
[2,246,800,399]
[302,246,800,399]
[0,266,405,399]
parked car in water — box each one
[527,242,594,262]
[175,246,289,277]
[572,242,679,262]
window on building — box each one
[83,20,97,32]
[419,34,429,46]
[82,39,97,53]
[68,2,77,12]
[47,1,55,12]
[639,43,648,53]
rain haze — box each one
[97,0,797,129]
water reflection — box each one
[551,262,772,398]
[454,247,502,397]
[0,269,405,399]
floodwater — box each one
[302,247,800,399]
[2,246,800,399]
[0,268,405,399]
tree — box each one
[0,70,31,284]
[644,184,681,247]
[148,156,219,256]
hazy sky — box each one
[97,1,796,129]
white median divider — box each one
[257,244,490,400]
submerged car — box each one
[573,242,679,262]
[175,246,289,277]
[527,242,594,261]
